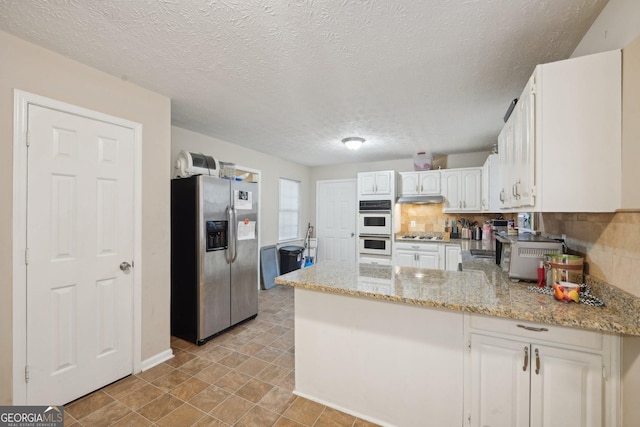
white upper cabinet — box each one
[442,168,482,212]
[400,171,441,196]
[358,170,396,200]
[482,154,501,212]
[498,49,621,212]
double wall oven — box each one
[358,200,392,259]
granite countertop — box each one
[274,252,640,336]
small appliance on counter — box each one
[174,150,220,178]
[496,233,563,282]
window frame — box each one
[278,177,301,243]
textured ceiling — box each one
[0,0,607,166]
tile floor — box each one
[64,285,379,427]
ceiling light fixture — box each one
[342,136,365,150]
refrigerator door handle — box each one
[231,206,239,263]
[225,205,233,264]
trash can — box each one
[279,246,304,274]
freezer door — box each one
[230,180,259,324]
[198,176,232,339]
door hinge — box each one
[25,130,31,147]
[25,365,30,383]
[24,248,29,265]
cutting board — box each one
[260,245,279,290]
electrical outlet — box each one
[410,220,416,228]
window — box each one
[279,178,300,242]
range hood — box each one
[396,195,444,204]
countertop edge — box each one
[274,271,640,337]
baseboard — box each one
[292,389,391,427]
[140,348,174,372]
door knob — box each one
[120,261,132,272]
[351,232,355,237]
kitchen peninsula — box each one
[275,254,640,427]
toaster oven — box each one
[496,234,563,282]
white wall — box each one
[572,0,640,58]
[171,126,312,247]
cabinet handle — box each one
[517,324,549,332]
[512,183,517,197]
[523,347,529,372]
[535,348,540,375]
[420,184,423,193]
[499,190,504,202]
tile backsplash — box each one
[399,206,640,297]
[398,203,515,233]
[538,212,640,297]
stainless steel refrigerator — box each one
[171,175,259,345]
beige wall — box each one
[572,0,640,58]
[0,31,172,404]
[171,126,312,247]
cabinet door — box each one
[374,172,392,195]
[461,169,481,211]
[416,252,440,269]
[359,172,377,195]
[481,159,490,211]
[487,154,502,212]
[529,344,603,427]
[419,171,441,195]
[515,75,536,207]
[445,245,461,271]
[395,251,415,267]
[401,173,419,196]
[498,119,515,209]
[442,171,461,210]
[470,334,530,427]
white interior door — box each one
[316,180,356,263]
[26,104,135,405]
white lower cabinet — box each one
[465,315,620,427]
[470,334,603,427]
[395,242,445,270]
[445,245,461,271]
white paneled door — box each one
[26,104,134,405]
[316,180,357,263]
